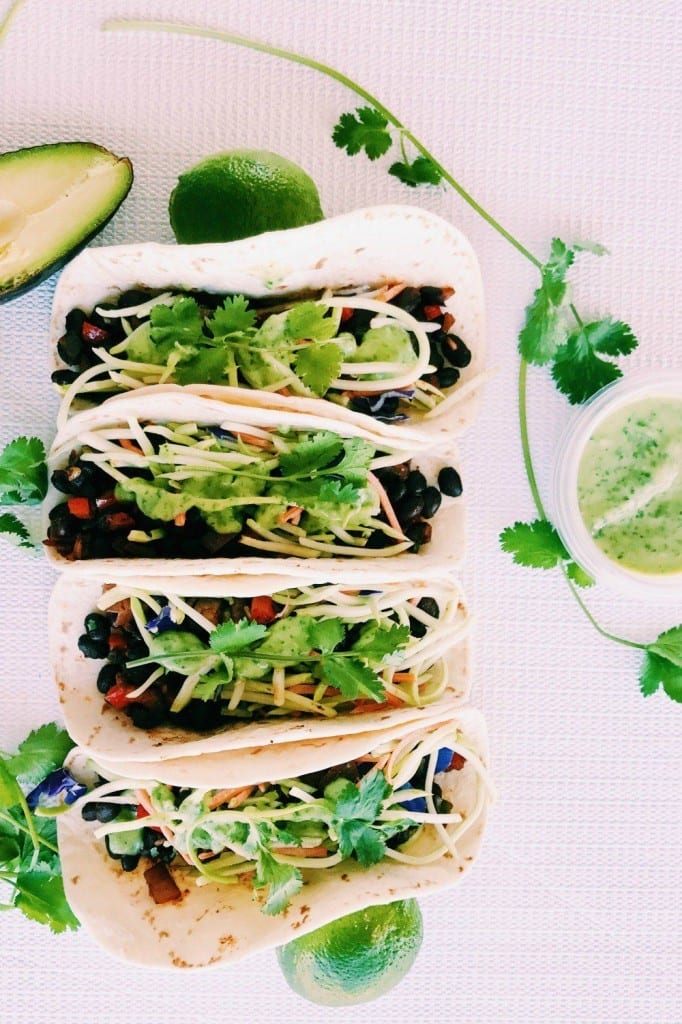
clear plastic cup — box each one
[553,370,682,603]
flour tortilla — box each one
[50,204,485,444]
[58,706,489,969]
[50,571,470,762]
[44,389,466,577]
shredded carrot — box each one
[368,471,404,536]
[237,432,273,449]
[442,312,455,333]
[287,684,339,696]
[375,282,407,303]
[392,672,415,684]
[120,438,144,455]
[277,387,293,396]
[350,693,405,714]
[208,787,242,810]
[227,786,256,809]
[173,511,186,527]
[277,505,303,525]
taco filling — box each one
[53,285,472,426]
[46,417,460,560]
[75,718,490,916]
[75,580,467,732]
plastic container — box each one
[553,370,682,603]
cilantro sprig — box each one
[0,436,47,550]
[0,724,79,932]
[327,770,411,866]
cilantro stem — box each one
[518,358,546,519]
[562,568,647,651]
[103,19,542,269]
[0,807,58,855]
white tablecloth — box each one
[0,1,680,1021]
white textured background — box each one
[1,1,681,1021]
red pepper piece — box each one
[442,312,455,333]
[104,681,137,708]
[447,752,467,771]
[340,306,354,321]
[95,494,119,511]
[249,595,277,624]
[81,321,110,345]
[144,862,182,904]
[136,805,150,820]
[422,304,443,321]
[67,496,92,519]
[99,512,136,532]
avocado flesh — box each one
[0,142,133,302]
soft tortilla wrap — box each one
[58,707,490,969]
[50,204,485,444]
[49,571,470,762]
[44,389,466,578]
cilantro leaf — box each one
[0,512,32,549]
[13,871,79,933]
[286,302,338,342]
[333,770,392,822]
[4,723,74,792]
[500,519,569,569]
[332,437,375,485]
[324,657,386,702]
[518,239,573,364]
[0,759,22,808]
[209,295,256,337]
[552,319,639,404]
[256,617,313,660]
[255,849,303,916]
[306,617,345,655]
[174,347,229,385]
[352,622,411,660]
[639,650,682,702]
[388,156,443,187]
[295,343,342,397]
[647,626,682,668]
[332,106,393,160]
[279,431,344,477]
[150,297,204,349]
[565,561,595,588]
[336,819,387,866]
[209,620,268,654]
[0,437,47,505]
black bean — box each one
[410,618,427,639]
[385,475,407,504]
[125,663,154,686]
[420,286,445,305]
[443,335,472,368]
[85,612,110,642]
[405,520,432,549]
[421,486,442,519]
[390,286,421,313]
[80,803,98,821]
[118,289,152,308]
[78,634,109,660]
[65,308,87,334]
[438,467,463,497]
[121,854,140,872]
[364,529,391,549]
[51,369,80,386]
[51,464,96,497]
[417,597,440,618]
[141,827,158,852]
[350,397,372,416]
[406,470,426,496]
[438,367,460,389]
[95,802,120,823]
[97,663,118,694]
[57,330,83,365]
[428,344,445,371]
[126,637,149,661]
[398,493,425,522]
[128,704,166,730]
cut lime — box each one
[169,149,324,244]
[276,899,423,1006]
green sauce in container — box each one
[553,373,682,600]
[577,398,682,575]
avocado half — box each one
[0,142,133,303]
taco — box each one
[44,389,465,576]
[50,570,470,762]
[49,205,485,442]
[58,708,492,968]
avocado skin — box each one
[0,143,133,304]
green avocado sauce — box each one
[577,397,682,575]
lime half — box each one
[276,899,423,1006]
[169,149,324,244]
